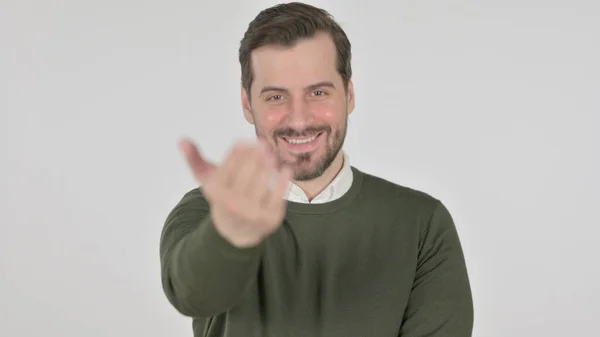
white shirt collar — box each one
[285,151,353,204]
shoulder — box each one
[353,166,442,214]
[180,187,206,204]
[167,187,210,219]
[352,167,457,240]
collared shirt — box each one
[285,152,353,204]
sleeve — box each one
[399,201,474,336]
[159,189,263,317]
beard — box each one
[254,117,348,181]
[291,121,346,181]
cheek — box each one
[313,102,344,123]
[256,108,285,130]
[322,110,335,119]
[266,113,279,123]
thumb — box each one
[178,138,216,183]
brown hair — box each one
[238,2,352,96]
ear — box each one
[346,80,355,116]
[241,83,255,124]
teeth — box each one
[285,135,317,144]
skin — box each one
[241,32,355,200]
[176,32,355,247]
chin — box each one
[291,152,336,181]
[292,165,321,181]
[294,169,324,181]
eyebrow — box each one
[260,81,336,95]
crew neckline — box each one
[285,166,364,215]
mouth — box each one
[279,132,324,153]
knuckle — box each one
[223,198,240,214]
[247,207,262,224]
[256,212,270,226]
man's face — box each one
[242,32,355,181]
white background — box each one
[1,0,599,336]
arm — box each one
[159,189,262,317]
[399,201,474,336]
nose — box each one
[286,98,313,130]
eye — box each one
[312,90,325,96]
[267,94,284,101]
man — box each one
[159,2,473,337]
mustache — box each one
[274,126,331,138]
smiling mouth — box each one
[282,132,322,144]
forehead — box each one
[250,32,340,89]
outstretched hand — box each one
[178,138,217,183]
[178,137,293,248]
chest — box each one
[221,215,419,337]
[260,215,417,309]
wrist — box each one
[210,214,264,249]
[225,234,264,248]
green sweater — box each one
[159,167,473,337]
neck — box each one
[293,151,345,201]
